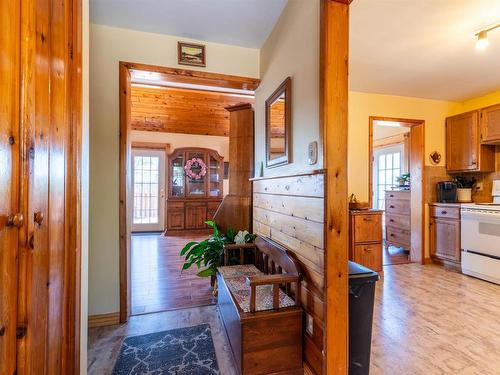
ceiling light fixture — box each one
[475,22,500,50]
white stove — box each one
[460,180,500,284]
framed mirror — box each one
[266,77,291,168]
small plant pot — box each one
[457,188,472,202]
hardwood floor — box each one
[372,263,500,374]
[131,233,214,315]
[383,244,410,265]
[88,263,500,374]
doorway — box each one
[131,148,166,232]
[369,116,425,265]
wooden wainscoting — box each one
[252,171,325,374]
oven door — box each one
[461,209,500,258]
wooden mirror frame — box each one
[265,77,292,168]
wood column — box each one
[321,0,350,374]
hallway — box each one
[131,233,214,315]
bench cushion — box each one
[218,265,295,313]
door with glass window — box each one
[373,144,404,210]
[132,149,166,232]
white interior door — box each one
[132,149,166,232]
[373,144,404,210]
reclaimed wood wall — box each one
[130,85,254,136]
[252,172,325,374]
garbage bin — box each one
[349,261,379,375]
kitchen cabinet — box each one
[349,210,383,273]
[165,147,223,233]
[480,103,500,144]
[446,111,495,172]
[429,203,461,270]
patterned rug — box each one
[112,324,220,375]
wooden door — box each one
[446,111,478,171]
[196,205,208,229]
[185,204,198,229]
[480,104,500,144]
[430,218,460,262]
[0,1,21,374]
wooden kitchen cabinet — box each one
[446,111,495,172]
[480,103,500,144]
[349,210,383,273]
[429,203,461,270]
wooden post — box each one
[321,0,350,374]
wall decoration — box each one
[178,42,206,67]
[429,151,441,165]
[184,157,207,180]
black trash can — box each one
[348,261,379,375]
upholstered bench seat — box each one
[218,264,295,313]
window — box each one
[373,145,404,210]
[133,155,160,224]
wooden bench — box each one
[217,236,303,375]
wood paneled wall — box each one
[252,172,325,374]
[130,85,254,136]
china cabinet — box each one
[166,147,223,233]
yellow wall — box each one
[348,91,461,202]
[255,0,321,177]
[460,89,500,112]
[89,24,259,315]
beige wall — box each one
[131,130,230,196]
[255,0,321,177]
[89,24,259,315]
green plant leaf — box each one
[180,241,198,256]
[197,268,215,277]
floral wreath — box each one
[184,157,207,180]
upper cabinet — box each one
[480,103,500,144]
[446,110,495,173]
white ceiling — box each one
[350,0,500,101]
[89,0,287,49]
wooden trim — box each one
[368,116,426,265]
[250,169,326,182]
[119,62,132,323]
[225,103,253,112]
[88,312,120,328]
[131,141,171,152]
[122,61,261,91]
[321,1,349,374]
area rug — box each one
[112,324,220,375]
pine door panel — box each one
[0,1,21,374]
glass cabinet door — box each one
[209,154,222,197]
[171,154,185,197]
[186,152,206,197]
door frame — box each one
[119,62,261,322]
[369,116,426,264]
[131,143,170,233]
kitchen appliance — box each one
[460,180,500,284]
[436,181,457,203]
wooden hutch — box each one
[166,147,224,233]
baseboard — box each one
[88,312,121,328]
[423,257,433,265]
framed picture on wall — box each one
[178,42,206,67]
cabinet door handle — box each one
[364,247,372,253]
[363,217,373,222]
[471,159,477,165]
[390,194,394,198]
[390,205,395,209]
[6,213,24,228]
[441,210,447,215]
[389,218,395,223]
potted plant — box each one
[395,172,410,188]
[454,176,476,202]
[180,221,256,294]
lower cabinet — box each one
[166,199,222,233]
[429,203,461,269]
[349,210,383,273]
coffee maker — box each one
[436,181,457,203]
